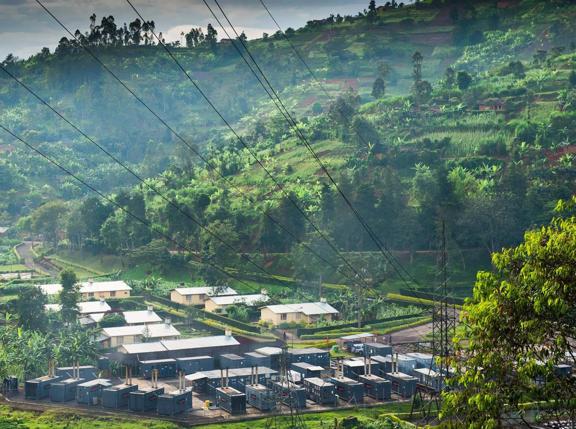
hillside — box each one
[1,0,576,296]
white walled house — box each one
[39,280,132,300]
[204,293,269,313]
[260,302,339,325]
[99,320,180,348]
[170,286,237,305]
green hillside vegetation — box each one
[1,0,576,295]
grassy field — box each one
[0,264,30,273]
[0,402,413,429]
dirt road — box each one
[15,241,58,277]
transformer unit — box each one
[385,372,418,398]
[102,384,138,409]
[405,352,434,369]
[330,376,364,404]
[157,389,193,416]
[215,386,246,415]
[128,387,164,412]
[245,384,276,411]
[244,352,271,368]
[25,375,62,400]
[176,356,214,374]
[358,374,391,400]
[303,377,336,405]
[268,380,307,409]
[76,379,112,405]
[290,362,324,380]
[363,343,392,357]
[50,378,85,402]
[288,348,330,367]
[219,354,246,369]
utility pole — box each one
[318,274,323,300]
[411,219,456,422]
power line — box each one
[203,0,422,297]
[122,0,374,291]
[257,0,424,290]
[0,63,274,285]
[33,0,361,288]
[0,123,255,291]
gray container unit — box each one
[50,378,85,402]
[370,355,393,375]
[76,379,112,405]
[413,368,442,391]
[303,377,336,405]
[157,389,193,416]
[128,387,164,412]
[97,357,110,370]
[290,362,324,380]
[254,347,283,370]
[268,380,307,409]
[363,343,392,358]
[330,377,364,403]
[176,356,214,374]
[344,358,382,380]
[244,352,271,368]
[24,375,62,400]
[102,384,138,409]
[2,376,18,394]
[288,348,330,367]
[405,353,434,369]
[201,367,278,395]
[215,386,246,415]
[56,366,96,380]
[139,359,177,379]
[358,374,391,400]
[245,384,276,411]
[396,355,417,375]
[220,354,246,369]
[385,372,417,398]
[554,364,573,377]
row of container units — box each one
[245,384,276,411]
[139,359,178,379]
[157,389,193,416]
[268,380,307,409]
[215,386,246,415]
[384,372,418,398]
[50,378,87,402]
[330,377,364,404]
[357,374,391,401]
[187,367,278,396]
[303,377,337,405]
[287,348,330,368]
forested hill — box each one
[1,0,576,287]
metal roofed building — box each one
[260,301,339,325]
[205,293,269,313]
[45,300,111,315]
[170,286,238,306]
[123,307,162,325]
[100,321,180,348]
[117,335,242,361]
[39,280,131,300]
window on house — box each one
[186,295,192,302]
[280,313,287,321]
[88,292,94,298]
[110,291,116,297]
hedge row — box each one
[296,312,425,337]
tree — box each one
[59,269,79,325]
[444,67,456,89]
[29,201,69,245]
[457,71,472,90]
[444,197,576,427]
[11,286,47,332]
[372,77,386,99]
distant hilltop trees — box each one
[54,14,223,55]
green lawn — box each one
[0,264,30,273]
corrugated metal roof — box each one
[101,323,180,339]
[173,286,237,296]
[119,342,167,354]
[254,347,282,356]
[122,310,162,324]
[289,347,327,355]
[79,280,131,293]
[208,294,269,306]
[44,301,111,314]
[263,302,338,315]
[185,372,208,381]
[162,335,239,351]
[191,366,277,379]
[77,378,112,387]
